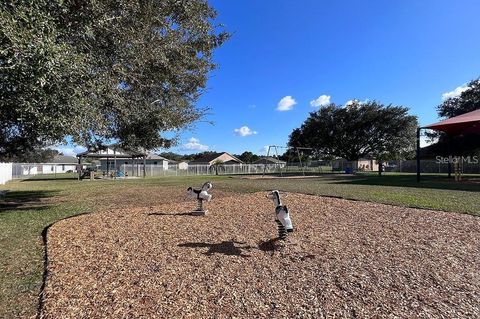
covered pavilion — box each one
[417,109,480,181]
[77,145,147,179]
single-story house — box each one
[42,155,78,173]
[189,152,244,166]
[78,146,171,172]
[77,146,176,178]
[17,155,79,176]
[253,157,286,167]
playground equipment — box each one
[187,182,213,215]
[262,145,314,177]
[266,190,294,239]
[454,157,463,181]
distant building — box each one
[15,155,79,176]
[106,153,170,171]
[77,146,173,173]
[189,152,244,165]
[332,158,379,172]
[42,155,78,173]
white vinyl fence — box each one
[121,163,286,177]
[0,163,13,184]
[12,163,77,179]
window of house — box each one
[154,161,158,165]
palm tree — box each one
[211,159,224,175]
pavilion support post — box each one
[143,157,146,178]
[132,157,134,177]
[78,156,82,181]
[114,149,117,180]
[416,127,421,183]
[262,146,271,177]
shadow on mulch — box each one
[178,240,252,258]
[0,190,58,213]
[148,212,200,217]
[258,238,281,252]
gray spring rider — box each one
[266,190,294,239]
[187,182,213,215]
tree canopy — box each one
[424,78,480,156]
[0,0,228,160]
[236,151,259,163]
[288,101,418,161]
[437,79,480,118]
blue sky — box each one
[59,0,480,156]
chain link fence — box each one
[384,159,480,174]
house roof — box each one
[145,153,171,161]
[77,145,146,158]
[425,109,480,135]
[49,155,78,164]
[189,152,244,164]
[189,152,223,164]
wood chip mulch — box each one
[40,192,480,318]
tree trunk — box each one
[378,161,383,176]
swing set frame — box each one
[262,145,314,177]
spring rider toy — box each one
[187,182,213,215]
[266,190,294,239]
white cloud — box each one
[234,126,258,137]
[310,95,331,107]
[442,84,470,101]
[344,98,369,107]
[51,145,86,156]
[276,96,297,111]
[345,99,356,107]
[258,145,270,155]
[248,104,256,108]
[183,137,209,151]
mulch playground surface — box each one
[40,191,480,318]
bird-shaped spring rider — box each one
[266,190,294,239]
[187,182,213,215]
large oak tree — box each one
[0,0,228,160]
[288,101,418,168]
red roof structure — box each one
[425,109,480,134]
[417,108,480,182]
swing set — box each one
[262,145,314,177]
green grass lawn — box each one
[1,173,479,318]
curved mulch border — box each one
[39,192,480,318]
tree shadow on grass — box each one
[20,177,77,182]
[0,190,58,213]
[178,240,252,258]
